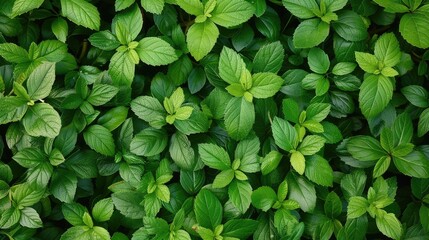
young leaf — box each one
[399,5,429,48]
[83,125,116,156]
[198,143,231,170]
[136,37,178,66]
[355,52,379,74]
[210,0,254,27]
[374,33,401,68]
[375,211,403,239]
[347,196,368,219]
[176,0,204,15]
[60,0,100,30]
[194,189,222,229]
[187,20,219,61]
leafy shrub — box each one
[1,0,429,239]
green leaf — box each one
[305,155,333,187]
[198,143,231,170]
[325,192,342,218]
[223,219,259,238]
[89,30,121,51]
[0,207,20,229]
[298,135,326,155]
[287,172,316,212]
[210,0,255,28]
[399,5,429,48]
[373,0,409,13]
[228,180,252,213]
[418,108,429,137]
[108,50,136,86]
[50,169,77,203]
[194,189,223,229]
[92,198,114,222]
[87,84,118,106]
[38,40,68,62]
[111,191,145,219]
[136,37,178,66]
[252,41,284,73]
[332,10,368,41]
[115,0,135,11]
[224,97,255,140]
[355,52,379,74]
[249,72,283,99]
[359,74,393,118]
[374,32,401,68]
[130,128,168,157]
[212,169,235,188]
[272,117,298,152]
[347,196,368,219]
[393,150,429,178]
[290,151,305,175]
[0,96,28,124]
[293,19,330,48]
[251,186,277,211]
[392,113,413,146]
[83,125,115,156]
[187,20,219,61]
[0,43,28,63]
[347,136,386,161]
[260,150,282,175]
[52,17,68,43]
[12,147,45,168]
[19,207,42,228]
[282,0,318,19]
[176,0,204,15]
[332,62,357,76]
[22,103,61,138]
[401,85,429,108]
[219,46,246,85]
[113,3,142,43]
[376,211,403,239]
[60,0,100,30]
[169,132,195,170]
[5,0,44,18]
[131,96,166,127]
[141,0,164,14]
[308,48,330,74]
[306,103,331,122]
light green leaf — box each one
[83,125,115,156]
[252,41,284,73]
[332,62,357,76]
[260,150,282,175]
[224,97,255,140]
[355,52,379,74]
[113,3,142,43]
[212,169,235,188]
[194,189,223,229]
[347,136,386,161]
[176,0,204,15]
[52,17,68,43]
[38,40,68,62]
[306,102,331,122]
[0,43,28,63]
[324,0,348,12]
[290,151,305,175]
[115,0,135,11]
[298,135,326,155]
[359,74,393,118]
[272,116,298,152]
[287,173,316,212]
[92,198,114,222]
[347,196,368,219]
[22,103,61,138]
[251,186,277,211]
[228,180,252,213]
[5,0,44,18]
[210,0,255,27]
[136,37,178,66]
[187,20,219,61]
[399,5,429,48]
[305,155,334,186]
[293,19,330,48]
[219,46,246,85]
[374,32,401,68]
[373,155,391,178]
[12,148,45,168]
[282,0,318,19]
[141,0,164,14]
[249,72,283,98]
[198,143,231,170]
[0,207,20,229]
[108,50,136,86]
[130,128,168,157]
[376,211,403,239]
[20,207,42,228]
[60,0,100,30]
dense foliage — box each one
[1,0,429,239]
